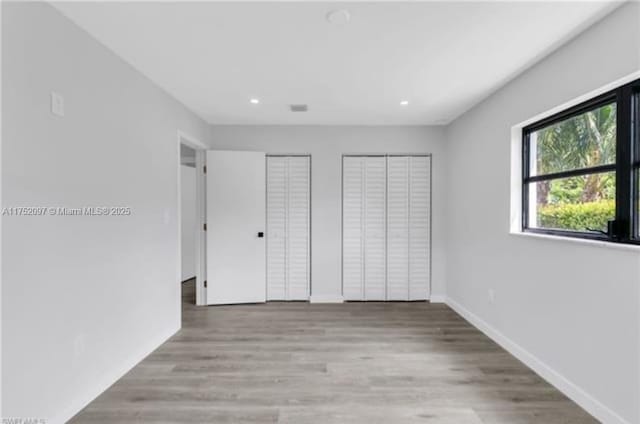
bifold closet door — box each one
[407,156,431,300]
[387,156,431,301]
[343,155,431,301]
[386,156,410,300]
[266,156,310,301]
[342,156,386,301]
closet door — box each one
[266,157,287,300]
[266,156,310,301]
[363,157,387,300]
[286,156,311,300]
[386,156,410,300]
[408,156,431,300]
[342,155,430,302]
[342,157,365,300]
[342,156,386,300]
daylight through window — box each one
[522,79,639,243]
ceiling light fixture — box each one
[326,9,351,25]
[400,100,409,106]
[250,98,260,105]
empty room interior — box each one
[2,1,640,423]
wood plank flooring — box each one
[70,281,597,423]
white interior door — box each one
[266,156,310,301]
[387,156,410,300]
[342,157,365,300]
[408,156,431,300]
[342,155,431,301]
[285,156,311,300]
[266,157,287,300]
[363,157,386,300]
[206,150,266,305]
[342,156,386,301]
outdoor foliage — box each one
[533,103,617,232]
[538,199,614,232]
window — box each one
[522,78,640,243]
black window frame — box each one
[522,78,640,244]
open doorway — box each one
[180,143,197,306]
[177,131,207,312]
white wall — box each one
[208,125,447,301]
[181,165,197,281]
[1,3,209,422]
[445,4,640,424]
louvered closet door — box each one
[342,157,365,300]
[387,156,431,301]
[266,157,287,300]
[408,156,431,300]
[363,157,387,300]
[342,155,430,301]
[266,156,310,301]
[342,156,386,300]
[386,156,410,300]
[286,156,311,300]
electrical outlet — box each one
[488,289,495,304]
[51,91,65,117]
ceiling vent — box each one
[290,104,308,112]
[326,9,351,25]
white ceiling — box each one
[53,1,619,126]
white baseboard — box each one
[445,297,630,424]
[52,324,180,424]
[428,294,447,303]
[309,294,344,303]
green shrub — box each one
[538,199,614,232]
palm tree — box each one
[535,103,616,205]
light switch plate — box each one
[51,91,64,117]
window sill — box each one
[509,231,640,253]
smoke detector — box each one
[290,104,308,112]
[326,9,350,25]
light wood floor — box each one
[70,281,597,423]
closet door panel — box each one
[386,156,409,301]
[342,155,431,302]
[363,157,386,301]
[408,156,431,300]
[287,156,310,300]
[342,157,364,300]
[266,157,287,300]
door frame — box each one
[177,130,208,306]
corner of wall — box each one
[54,324,179,424]
[445,296,632,424]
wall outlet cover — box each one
[51,91,65,117]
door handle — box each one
[257,232,264,238]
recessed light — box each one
[250,98,260,105]
[400,100,409,106]
[326,9,350,25]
